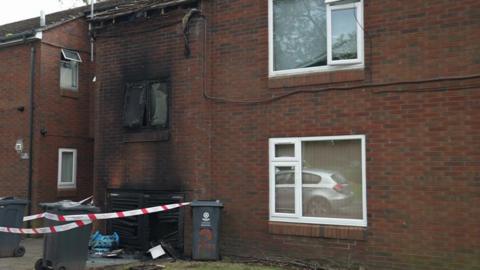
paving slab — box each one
[0,237,42,270]
[0,238,140,270]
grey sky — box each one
[0,0,87,26]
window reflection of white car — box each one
[275,169,354,216]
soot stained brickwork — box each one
[93,1,480,269]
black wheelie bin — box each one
[35,201,99,270]
[0,197,28,257]
[191,200,223,261]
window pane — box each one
[71,62,78,89]
[60,62,73,89]
[331,8,357,60]
[273,0,327,71]
[124,83,146,128]
[61,152,74,183]
[275,166,295,213]
[61,49,82,62]
[302,140,362,219]
[60,61,79,90]
[275,144,294,158]
[150,83,168,127]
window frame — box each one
[57,148,77,189]
[270,162,301,217]
[123,80,170,130]
[327,1,364,66]
[269,135,367,227]
[269,138,301,162]
[268,0,364,78]
[58,49,82,91]
[61,49,82,63]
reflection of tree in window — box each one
[332,8,357,60]
[273,0,327,71]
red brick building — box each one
[0,9,96,213]
[2,0,474,269]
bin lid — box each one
[0,197,29,206]
[191,200,224,207]
[39,200,99,212]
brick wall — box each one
[0,43,35,199]
[93,0,480,269]
[33,19,95,209]
[93,7,212,253]
[0,18,94,213]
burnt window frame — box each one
[123,80,170,130]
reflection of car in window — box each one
[275,169,354,217]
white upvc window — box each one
[57,148,77,189]
[269,135,367,227]
[268,0,364,77]
[327,1,364,65]
[60,49,81,90]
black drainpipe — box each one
[27,45,36,216]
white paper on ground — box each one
[148,244,166,259]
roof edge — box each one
[38,14,85,33]
[0,33,41,49]
[90,0,198,22]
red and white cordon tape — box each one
[0,221,92,235]
[0,202,190,235]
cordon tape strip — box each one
[0,202,190,235]
[0,221,92,235]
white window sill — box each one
[269,63,364,79]
[57,185,76,190]
[270,216,367,227]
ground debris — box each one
[129,264,166,270]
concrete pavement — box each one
[0,238,139,270]
[0,238,42,270]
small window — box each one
[60,49,81,90]
[61,49,82,62]
[58,148,77,189]
[275,144,295,158]
[123,81,169,129]
[327,2,363,65]
[269,135,367,227]
[268,0,364,76]
[274,166,296,214]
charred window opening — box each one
[124,81,169,129]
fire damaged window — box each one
[123,81,169,129]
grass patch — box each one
[162,261,284,269]
[119,260,286,270]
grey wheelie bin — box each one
[191,200,223,260]
[35,201,99,270]
[0,197,28,257]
